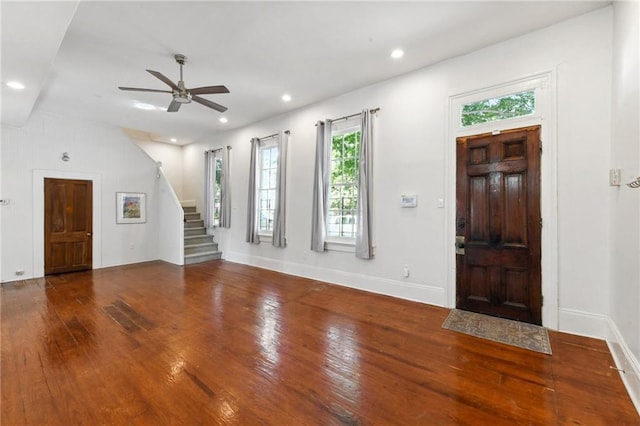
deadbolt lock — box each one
[455,236,465,255]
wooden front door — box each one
[456,126,542,325]
[44,178,93,275]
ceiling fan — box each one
[118,54,229,113]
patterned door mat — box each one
[442,309,552,355]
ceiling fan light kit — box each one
[118,54,229,113]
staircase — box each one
[183,206,222,265]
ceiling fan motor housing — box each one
[173,92,192,104]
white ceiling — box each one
[1,1,608,146]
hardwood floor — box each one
[1,260,638,425]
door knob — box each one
[86,232,92,237]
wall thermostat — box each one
[400,194,417,208]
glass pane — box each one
[261,148,270,169]
[461,90,535,127]
[215,159,222,184]
[343,158,357,183]
[259,191,268,209]
[329,186,341,209]
[261,170,270,188]
[260,212,267,230]
[342,195,357,210]
[332,135,344,159]
[331,160,342,183]
[343,133,357,158]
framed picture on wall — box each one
[116,192,146,224]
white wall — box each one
[0,120,3,283]
[1,110,181,282]
[157,168,184,266]
[609,0,640,413]
[183,8,614,335]
[134,139,184,201]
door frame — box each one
[33,170,102,277]
[445,71,558,329]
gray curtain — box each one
[204,150,216,228]
[272,131,288,247]
[246,138,260,244]
[219,146,231,228]
[355,110,373,259]
[310,120,331,252]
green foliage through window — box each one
[328,129,360,239]
[461,90,535,127]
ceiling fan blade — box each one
[118,87,172,93]
[192,95,227,112]
[146,69,179,91]
[167,100,181,112]
[189,85,230,95]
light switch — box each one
[610,169,621,186]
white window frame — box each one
[257,140,279,239]
[326,117,362,248]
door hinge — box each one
[540,218,543,227]
[539,144,543,156]
[541,296,544,306]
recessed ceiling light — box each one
[390,49,404,59]
[282,94,292,102]
[133,102,156,111]
[219,117,228,123]
[6,81,25,90]
[170,138,177,143]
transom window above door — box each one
[461,90,535,127]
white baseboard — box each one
[558,307,610,339]
[607,319,640,415]
[224,251,446,307]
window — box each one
[461,90,535,127]
[205,149,226,229]
[212,157,222,227]
[258,141,278,235]
[327,120,361,240]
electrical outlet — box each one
[15,270,24,276]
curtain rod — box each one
[316,108,380,126]
[207,145,232,153]
[251,130,290,142]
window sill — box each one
[258,234,273,243]
[325,239,355,253]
